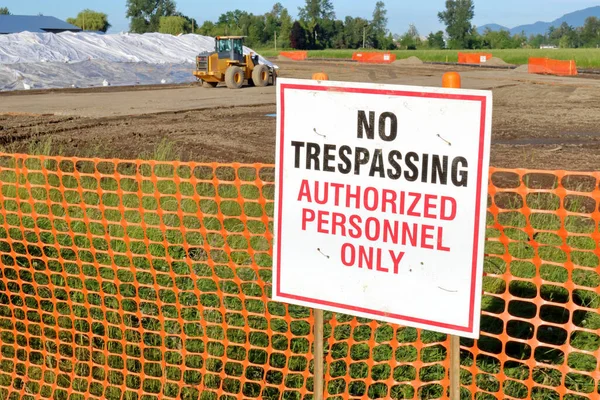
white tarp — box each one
[0,31,276,91]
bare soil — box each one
[0,105,275,163]
[1,59,600,170]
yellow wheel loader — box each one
[193,36,276,89]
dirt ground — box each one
[1,59,600,170]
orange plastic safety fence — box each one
[528,57,578,76]
[279,51,308,61]
[0,154,449,400]
[466,168,600,399]
[458,53,492,64]
[351,52,396,64]
[0,154,599,400]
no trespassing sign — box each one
[273,78,492,339]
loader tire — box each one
[202,81,218,88]
[252,64,269,87]
[225,66,244,89]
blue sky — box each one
[2,0,598,35]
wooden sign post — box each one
[450,335,461,400]
[443,71,463,400]
[313,309,324,400]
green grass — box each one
[139,138,181,162]
[0,137,60,158]
[0,160,599,400]
[258,48,600,68]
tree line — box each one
[124,0,600,50]
[120,0,396,50]
[436,0,600,49]
[2,1,600,49]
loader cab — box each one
[216,36,245,63]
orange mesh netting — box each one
[0,154,598,400]
[463,168,600,399]
[352,52,396,64]
[528,57,578,76]
[279,51,308,61]
[458,53,492,64]
[0,155,449,400]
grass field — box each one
[259,48,600,68]
[0,145,599,399]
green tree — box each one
[329,19,346,48]
[298,0,335,48]
[549,22,580,48]
[438,0,475,49]
[265,3,293,48]
[343,16,369,48]
[427,31,445,49]
[127,0,177,33]
[314,18,344,48]
[399,24,420,49]
[558,35,570,48]
[581,17,600,47]
[382,33,397,50]
[247,15,266,47]
[279,8,293,48]
[298,0,335,23]
[198,21,217,36]
[265,4,282,41]
[511,31,527,48]
[217,10,248,36]
[158,15,189,35]
[528,34,546,48]
[481,28,520,49]
[210,9,272,46]
[66,9,111,32]
[549,23,569,42]
[173,12,197,33]
[369,1,388,49]
[290,21,308,49]
[0,7,10,15]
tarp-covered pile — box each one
[0,31,276,91]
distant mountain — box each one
[478,6,600,36]
[477,23,510,33]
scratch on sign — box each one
[317,248,330,259]
[438,286,458,293]
[313,128,326,139]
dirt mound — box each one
[393,56,423,66]
[514,64,529,73]
[485,57,511,66]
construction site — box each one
[1,28,600,400]
[1,58,600,171]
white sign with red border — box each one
[273,78,492,338]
